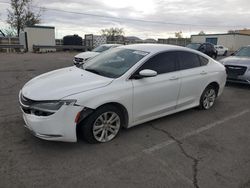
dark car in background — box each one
[220,46,250,85]
[186,42,217,59]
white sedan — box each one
[19,44,226,143]
[215,45,229,56]
[73,44,122,65]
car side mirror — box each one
[130,69,157,79]
[139,69,157,77]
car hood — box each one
[221,56,250,67]
[22,66,113,100]
[75,51,100,60]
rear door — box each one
[176,51,210,109]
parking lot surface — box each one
[0,52,250,188]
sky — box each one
[0,0,250,39]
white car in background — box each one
[19,44,226,143]
[74,44,122,65]
[215,45,229,56]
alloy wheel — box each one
[92,111,120,142]
[203,88,216,109]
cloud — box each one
[0,0,250,39]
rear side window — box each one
[199,56,209,66]
[137,51,178,74]
[178,51,201,70]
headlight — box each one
[31,100,77,113]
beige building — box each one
[191,33,250,51]
[236,29,250,35]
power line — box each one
[0,1,248,29]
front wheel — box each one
[80,105,123,143]
[199,86,217,110]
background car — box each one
[19,44,226,143]
[186,42,217,59]
[73,44,122,66]
[220,45,250,84]
[215,45,229,56]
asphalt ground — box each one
[0,52,250,188]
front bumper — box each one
[21,105,83,142]
[226,72,250,85]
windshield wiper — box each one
[85,68,102,76]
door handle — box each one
[200,71,207,75]
[169,76,179,80]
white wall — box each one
[217,35,235,51]
[191,35,206,43]
[24,27,55,52]
[235,35,250,50]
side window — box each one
[137,51,178,74]
[178,51,201,70]
[206,44,212,51]
[199,55,209,66]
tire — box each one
[223,51,227,56]
[199,86,217,110]
[80,105,123,143]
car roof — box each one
[100,44,122,47]
[118,43,195,53]
[189,42,201,44]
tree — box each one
[7,0,42,36]
[101,27,124,41]
[175,31,183,38]
[228,30,236,34]
[198,31,205,35]
[2,27,17,37]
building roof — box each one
[25,25,55,29]
[191,33,250,37]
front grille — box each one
[19,94,54,116]
[227,78,249,83]
[225,65,247,76]
[74,57,83,63]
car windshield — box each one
[83,48,149,78]
[235,47,250,57]
[92,45,111,52]
[186,43,201,50]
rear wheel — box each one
[81,105,123,143]
[199,86,217,110]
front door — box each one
[131,51,181,124]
